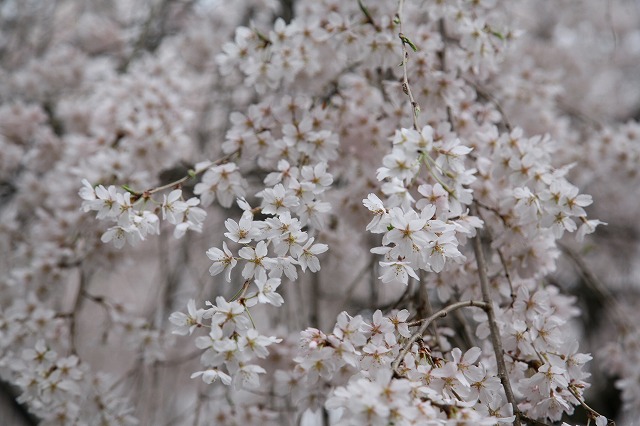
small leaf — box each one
[485,25,505,41]
[357,0,370,17]
[121,184,136,194]
[399,34,418,52]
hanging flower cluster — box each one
[0,0,637,425]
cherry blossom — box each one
[0,0,634,424]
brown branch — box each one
[392,299,488,374]
[471,203,522,426]
[568,384,616,425]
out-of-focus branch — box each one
[118,0,173,72]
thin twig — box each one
[475,200,509,227]
[496,248,516,303]
[471,203,522,426]
[358,0,381,31]
[122,150,239,198]
[396,0,420,130]
[343,255,376,302]
[568,384,615,425]
[466,78,513,132]
[68,269,87,355]
[392,299,488,374]
[557,99,604,130]
[149,152,237,195]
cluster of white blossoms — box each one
[0,297,138,425]
[279,309,515,425]
[2,0,639,424]
[79,180,208,247]
[364,124,482,285]
[169,297,280,389]
[170,154,334,388]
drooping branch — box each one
[471,203,522,426]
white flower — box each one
[388,309,411,338]
[210,297,250,334]
[378,259,419,285]
[23,340,56,366]
[169,299,208,335]
[264,159,299,187]
[190,369,232,386]
[297,237,327,272]
[363,193,389,233]
[78,179,99,212]
[131,211,160,240]
[376,147,420,183]
[576,218,605,242]
[416,183,450,218]
[383,207,429,253]
[258,183,299,215]
[237,329,281,359]
[300,162,333,193]
[233,363,266,389]
[175,197,206,237]
[91,184,121,219]
[450,346,482,386]
[206,242,237,282]
[224,210,258,244]
[238,241,270,280]
[254,276,284,306]
[268,256,299,280]
[333,312,367,347]
[101,225,137,249]
[194,162,246,208]
[522,363,569,398]
[162,189,185,224]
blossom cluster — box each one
[0,296,139,425]
[0,0,638,424]
[170,298,280,389]
[285,310,511,425]
[364,124,482,285]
